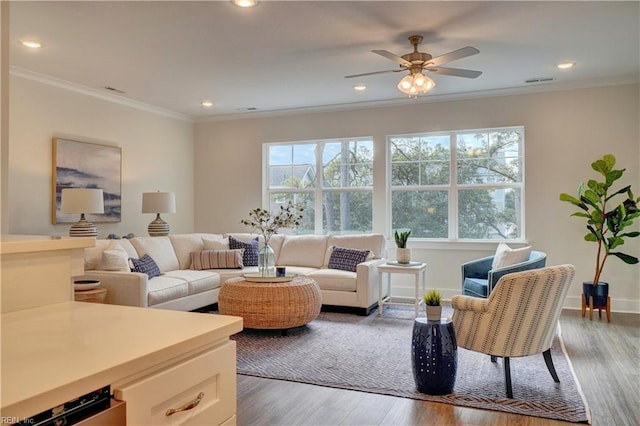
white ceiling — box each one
[8,1,640,120]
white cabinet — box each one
[114,342,237,426]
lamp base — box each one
[148,214,170,237]
[69,214,97,237]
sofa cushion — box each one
[229,236,259,266]
[190,250,244,270]
[278,235,328,268]
[147,275,189,306]
[203,235,229,251]
[102,241,130,271]
[169,234,207,269]
[492,243,532,269]
[130,236,180,273]
[130,254,161,279]
[307,269,357,292]
[327,246,371,272]
[463,277,489,298]
[323,234,385,267]
[165,270,221,295]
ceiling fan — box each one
[345,35,482,96]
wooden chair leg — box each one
[543,349,560,383]
[503,357,513,398]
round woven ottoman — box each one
[219,276,321,330]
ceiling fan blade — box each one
[426,46,480,67]
[344,69,402,79]
[426,67,482,79]
[372,50,412,67]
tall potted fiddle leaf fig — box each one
[559,154,639,320]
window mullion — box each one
[449,133,458,240]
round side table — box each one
[411,317,457,395]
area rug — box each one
[231,306,590,424]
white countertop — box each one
[0,234,95,254]
[1,301,243,419]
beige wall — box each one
[7,75,195,237]
[195,84,640,312]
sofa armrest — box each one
[355,258,386,308]
[461,255,494,287]
[80,271,149,307]
[451,294,490,313]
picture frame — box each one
[52,138,122,224]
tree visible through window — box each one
[389,127,524,240]
[266,138,373,234]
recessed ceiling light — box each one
[557,61,575,69]
[20,40,42,49]
[201,100,214,107]
[232,0,258,7]
[353,84,367,91]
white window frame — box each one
[263,137,374,235]
[387,126,525,242]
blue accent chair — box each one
[461,250,547,298]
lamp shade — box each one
[142,192,176,214]
[61,188,104,214]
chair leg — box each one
[543,349,560,383]
[503,356,513,398]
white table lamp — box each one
[61,188,105,237]
[142,192,176,236]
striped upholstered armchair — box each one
[451,264,576,398]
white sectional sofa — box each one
[80,232,387,315]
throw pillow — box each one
[102,248,130,271]
[130,254,161,279]
[327,246,371,272]
[202,237,229,251]
[491,243,532,269]
[191,249,244,270]
[229,235,259,266]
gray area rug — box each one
[231,306,590,423]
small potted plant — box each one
[559,154,639,320]
[394,229,412,264]
[423,289,442,321]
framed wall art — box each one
[52,138,122,224]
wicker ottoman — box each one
[219,276,322,330]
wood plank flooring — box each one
[236,309,639,425]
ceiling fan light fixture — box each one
[397,73,435,96]
[413,72,427,87]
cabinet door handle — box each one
[165,392,205,417]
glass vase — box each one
[258,244,276,277]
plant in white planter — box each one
[559,154,639,320]
[423,289,443,321]
[394,229,412,264]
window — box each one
[389,127,524,240]
[266,137,374,234]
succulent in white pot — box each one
[394,229,412,264]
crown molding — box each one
[10,66,193,123]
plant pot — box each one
[583,281,609,308]
[396,248,411,264]
[425,305,442,322]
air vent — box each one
[103,86,126,94]
[235,107,259,111]
[524,77,555,84]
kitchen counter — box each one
[1,301,242,421]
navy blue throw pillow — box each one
[229,235,259,266]
[130,254,161,278]
[327,246,371,272]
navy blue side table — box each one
[411,317,457,395]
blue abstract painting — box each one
[53,138,121,223]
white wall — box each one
[195,84,640,313]
[8,75,194,237]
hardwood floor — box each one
[236,309,639,425]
